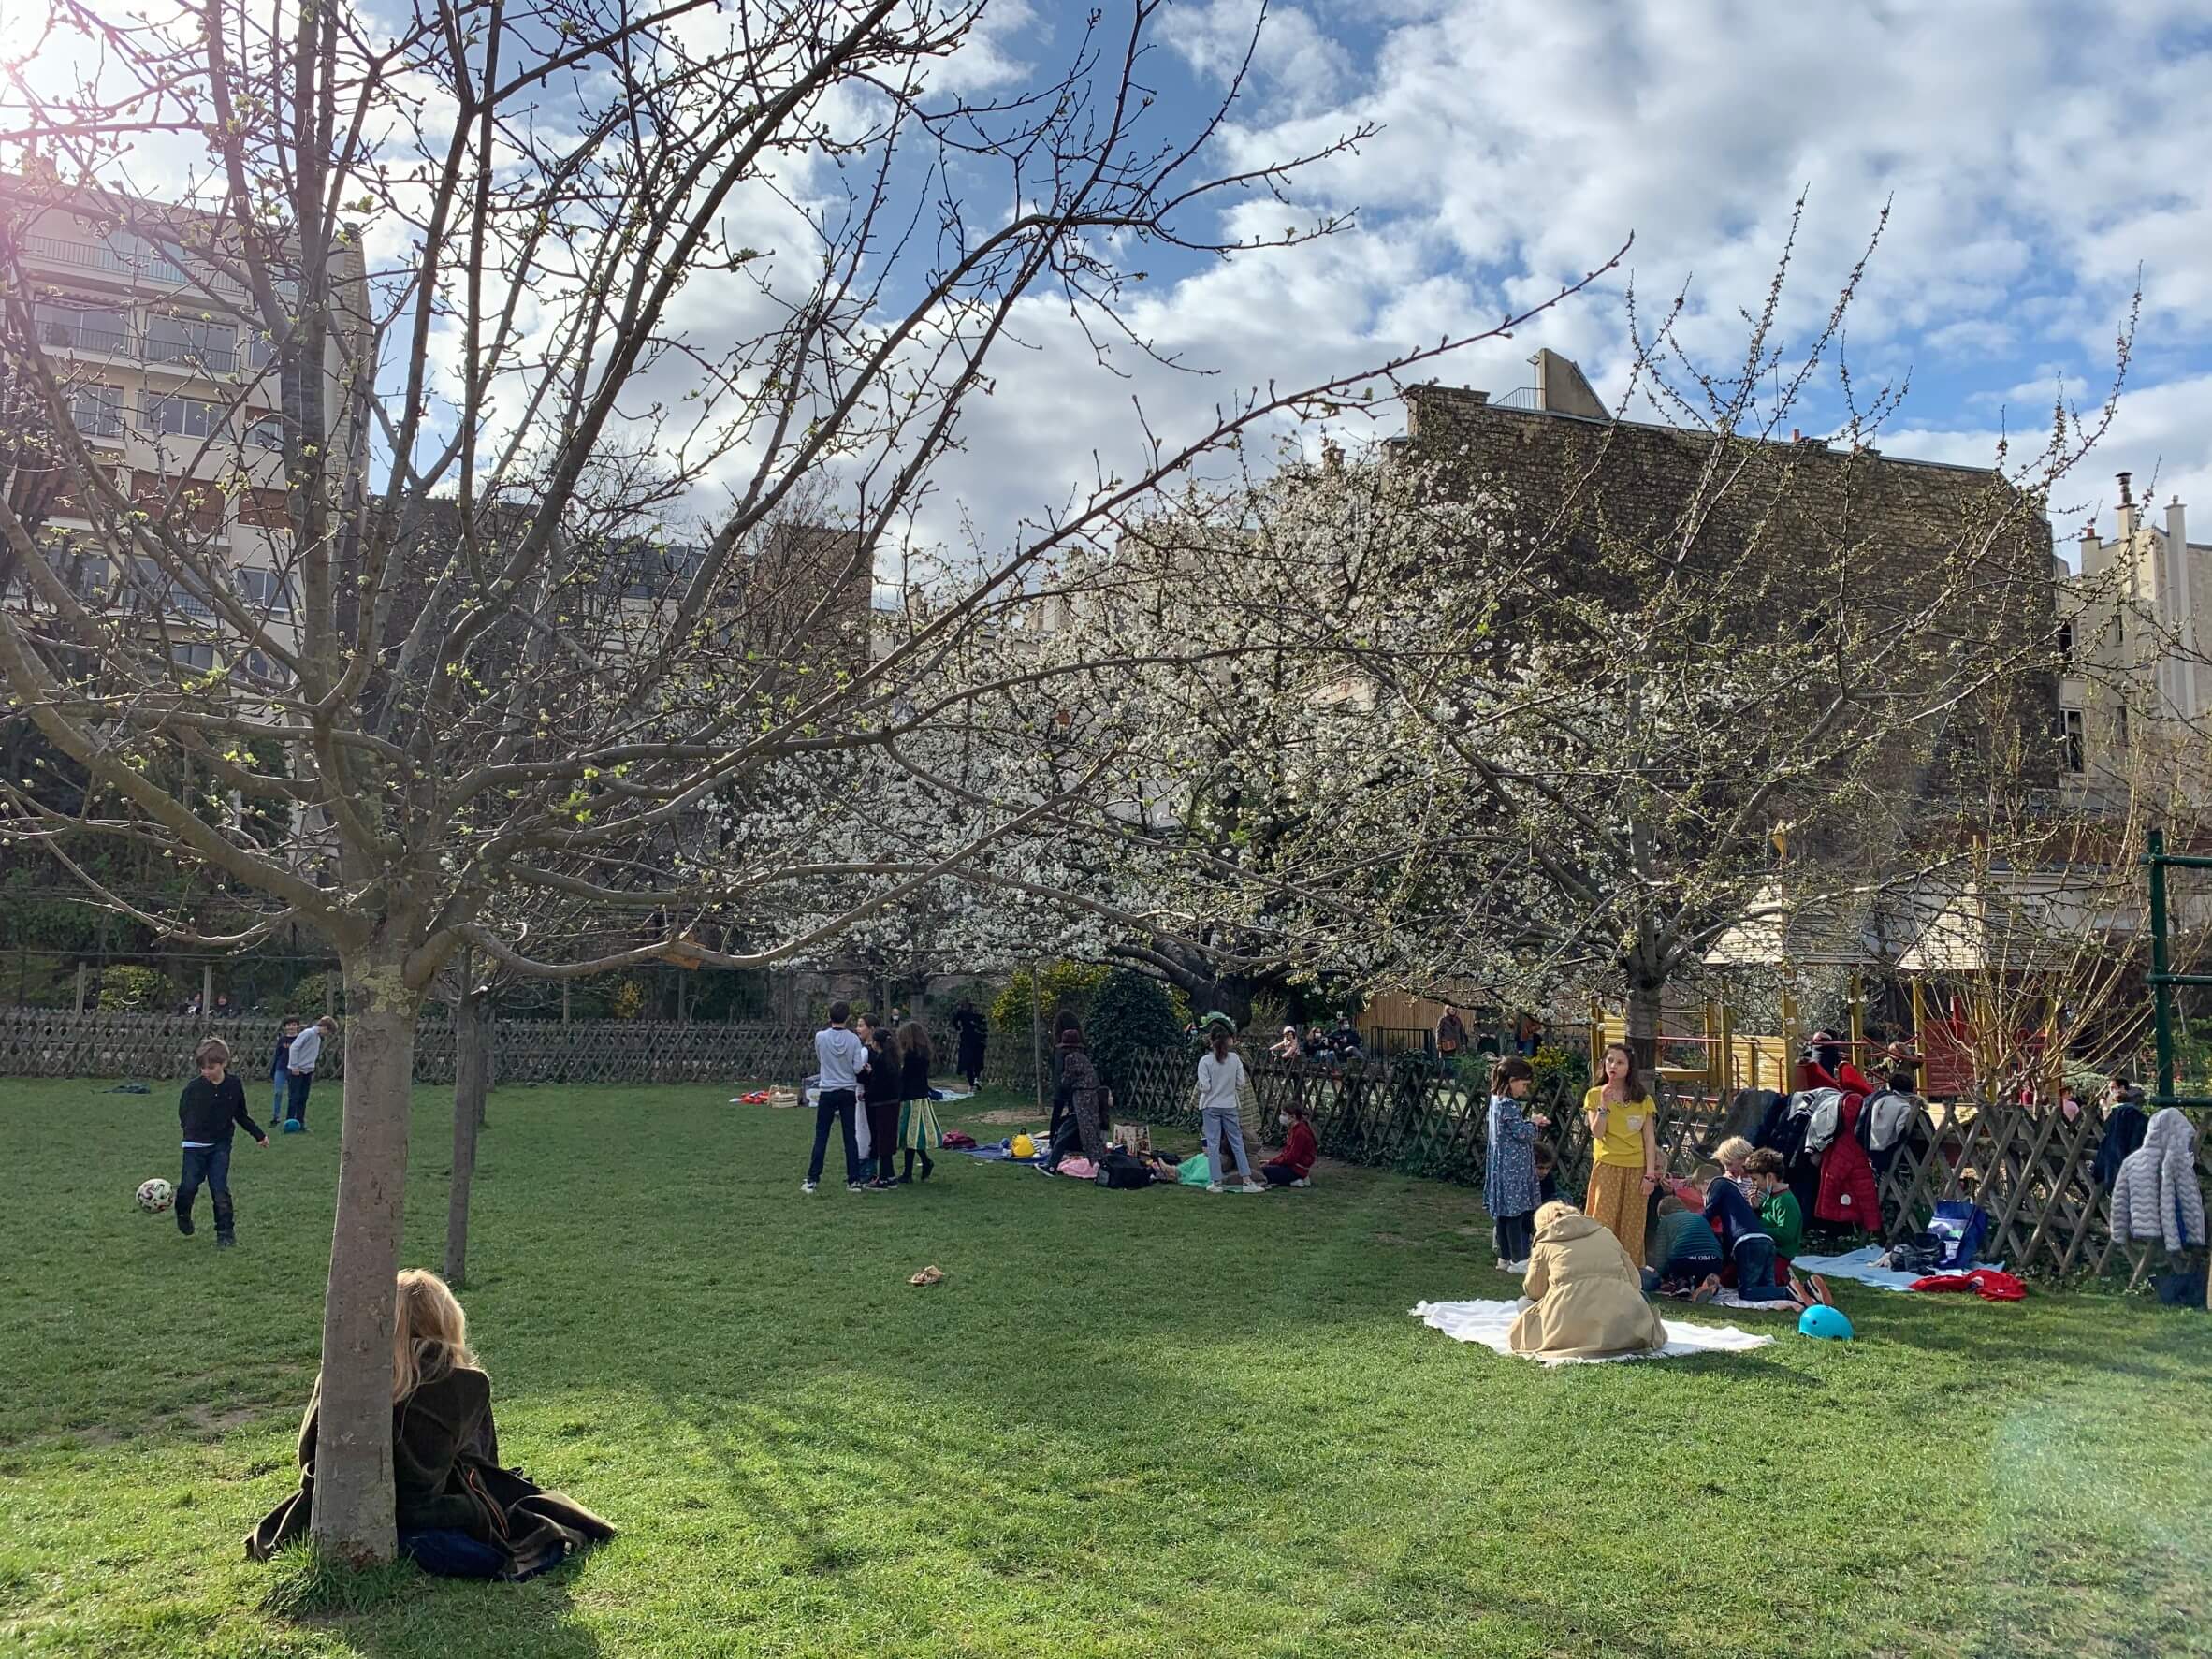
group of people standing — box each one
[803,1003,942,1193]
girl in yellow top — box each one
[1581,1041,1661,1268]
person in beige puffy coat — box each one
[1508,1201,1668,1360]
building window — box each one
[2061,708,2085,775]
[242,413,284,451]
[143,391,220,440]
[233,566,294,611]
[33,300,132,357]
[170,641,218,672]
[2057,620,2074,664]
[126,557,218,619]
[144,313,238,373]
[241,649,293,685]
[67,386,124,439]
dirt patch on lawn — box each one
[968,1108,1047,1126]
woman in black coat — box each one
[953,1000,986,1090]
[248,1270,612,1579]
[858,1016,904,1189]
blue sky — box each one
[918,0,2212,560]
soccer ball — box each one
[137,1177,175,1214]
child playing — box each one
[895,1020,939,1184]
[1196,1023,1264,1193]
[1533,1140,1560,1206]
[1642,1195,1724,1298]
[268,1016,299,1128]
[284,1015,333,1130]
[1744,1147,1803,1261]
[1700,1148,1816,1306]
[1260,1099,1318,1186]
[1484,1056,1550,1267]
[177,1036,269,1247]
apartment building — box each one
[0,172,370,679]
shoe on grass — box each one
[1290,1177,1309,1187]
[216,1236,236,1249]
[1206,1182,1225,1194]
[847,1182,869,1193]
[1238,1181,1265,1194]
[802,1180,818,1194]
[1692,1274,1721,1304]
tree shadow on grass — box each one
[309,1562,611,1659]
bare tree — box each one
[0,1,1620,1561]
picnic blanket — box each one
[1704,1289,1803,1314]
[1788,1244,2003,1293]
[1410,1300,1774,1366]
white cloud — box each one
[909,0,2212,568]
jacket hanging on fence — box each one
[2091,1104,2149,1187]
[2110,1108,2207,1255]
[1814,1093,1881,1230]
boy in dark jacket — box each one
[178,1036,269,1246]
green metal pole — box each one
[2148,828,2175,1102]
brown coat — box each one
[1508,1214,1668,1360]
[247,1367,614,1578]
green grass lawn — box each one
[3,1078,2209,1658]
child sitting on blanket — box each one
[1700,1157,1813,1307]
[1744,1148,1803,1266]
[1532,1140,1561,1207]
[1643,1195,1724,1300]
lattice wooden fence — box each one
[0,1007,980,1090]
[1110,1045,2208,1280]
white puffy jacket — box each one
[2111,1107,2207,1254]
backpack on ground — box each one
[1095,1148,1154,1189]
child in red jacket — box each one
[1261,1101,1317,1187]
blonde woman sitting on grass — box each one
[1507,1201,1668,1361]
[249,1270,614,1579]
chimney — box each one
[2169,495,2199,718]
[1529,349,1610,422]
[2080,519,2103,578]
[2117,471,2133,508]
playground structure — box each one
[1584,978,2008,1104]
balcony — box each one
[20,230,253,298]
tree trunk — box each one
[444,987,488,1288]
[1623,973,1665,1076]
[308,965,422,1566]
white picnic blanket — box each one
[1785,1244,1998,1293]
[1411,1299,1775,1365]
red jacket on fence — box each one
[1814,1092,1882,1229]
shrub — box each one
[1531,1041,1589,1102]
[95,964,170,1011]
[1084,968,1185,1104]
[989,962,1107,1038]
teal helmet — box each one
[1797,1303,1854,1342]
